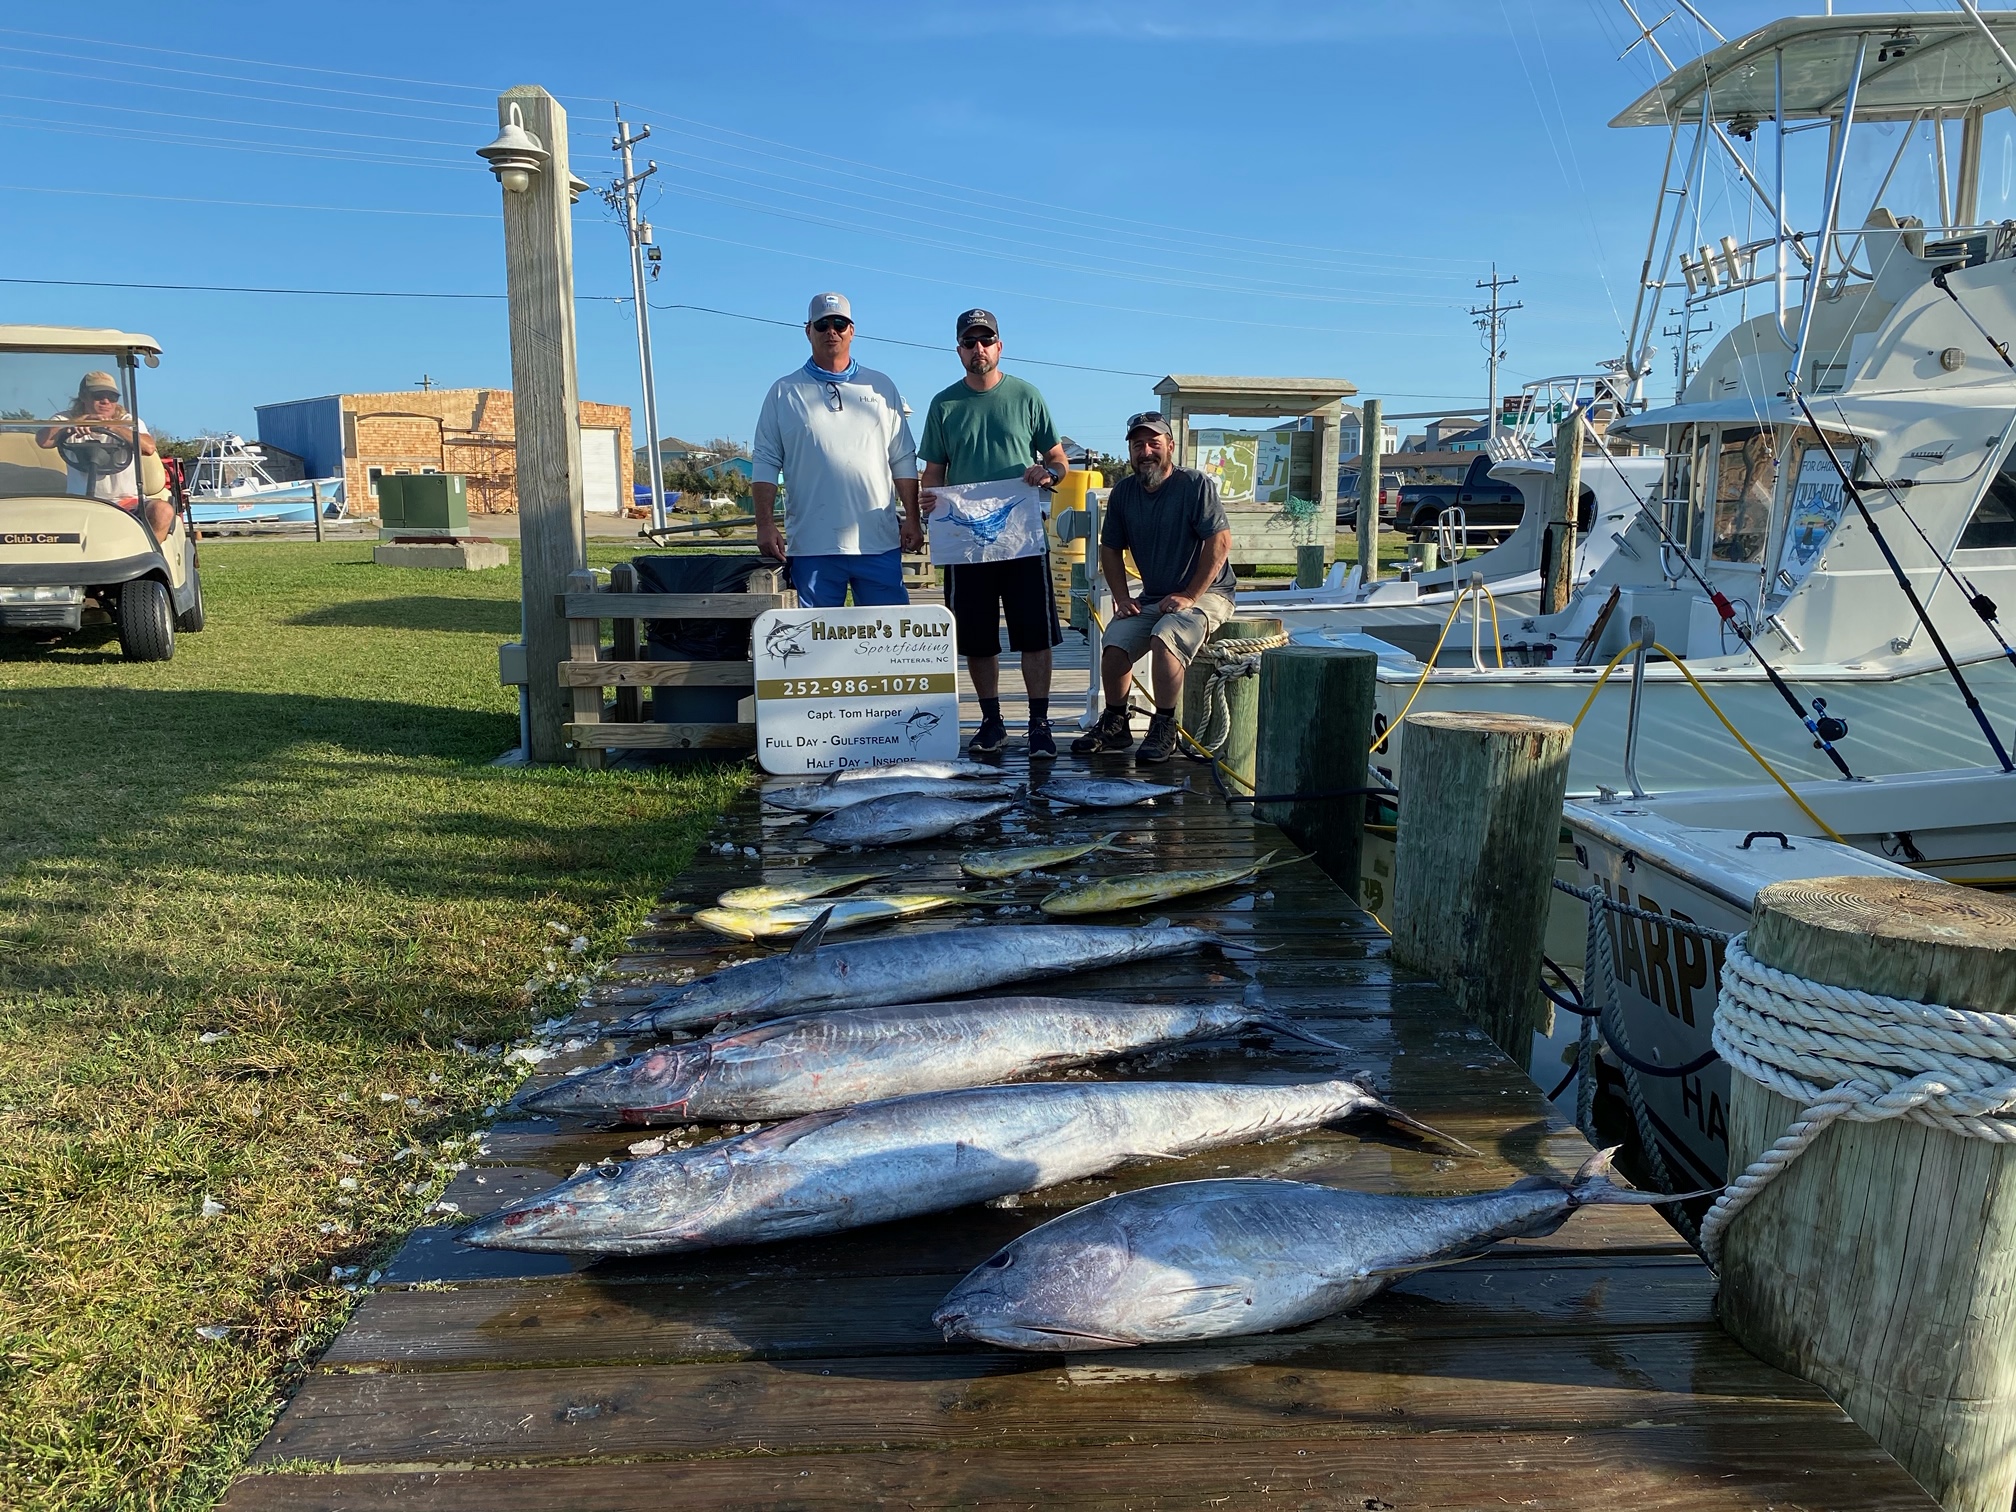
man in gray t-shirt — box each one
[1072,411,1235,763]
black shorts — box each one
[944,553,1062,659]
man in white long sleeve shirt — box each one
[750,293,923,607]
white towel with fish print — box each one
[925,481,1048,566]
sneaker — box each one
[1027,719,1057,760]
[969,715,1008,754]
[1136,711,1179,764]
[1070,706,1134,756]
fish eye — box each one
[984,1252,1014,1269]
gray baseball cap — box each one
[1125,410,1173,439]
[807,292,852,323]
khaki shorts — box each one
[1103,594,1234,663]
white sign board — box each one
[752,605,961,775]
[925,480,1048,566]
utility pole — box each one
[1661,307,1711,399]
[609,111,668,533]
[1471,266,1523,443]
[414,373,435,391]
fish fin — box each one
[1354,1256,1461,1283]
[820,771,843,787]
[1354,1095,1481,1159]
[1255,851,1315,875]
[1569,1146,1721,1206]
[732,1106,851,1155]
[789,908,836,956]
[1254,1013,1353,1054]
[706,1018,805,1052]
[1207,934,1280,956]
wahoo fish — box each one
[764,776,1019,814]
[804,792,1015,847]
[934,1150,1708,1351]
[960,833,1129,880]
[1038,777,1182,808]
[599,920,1220,1035]
[830,759,997,782]
[463,1077,1455,1256]
[692,887,1000,942]
[714,871,893,911]
[516,997,1349,1122]
[1041,851,1303,917]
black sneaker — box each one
[1136,711,1178,764]
[969,715,1008,754]
[1027,719,1057,760]
[1070,707,1134,756]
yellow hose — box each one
[1569,644,1638,729]
[1371,587,1474,755]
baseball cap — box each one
[955,308,999,339]
[807,292,851,323]
[1125,411,1173,440]
[81,370,120,397]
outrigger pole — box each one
[1792,390,2015,773]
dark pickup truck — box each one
[1395,454,1527,539]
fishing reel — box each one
[1810,697,1849,746]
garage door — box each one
[580,427,621,514]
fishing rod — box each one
[1584,431,1858,778]
[1932,268,2016,370]
[1792,390,2014,772]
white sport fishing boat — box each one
[186,434,345,526]
[1308,11,2016,795]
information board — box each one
[752,605,961,775]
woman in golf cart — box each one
[34,370,171,539]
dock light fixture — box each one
[478,103,548,193]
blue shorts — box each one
[788,549,909,608]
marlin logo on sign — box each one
[905,709,941,749]
[939,497,1021,545]
[765,621,809,668]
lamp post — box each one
[480,87,586,766]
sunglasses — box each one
[811,317,852,334]
[86,390,120,401]
[958,332,998,349]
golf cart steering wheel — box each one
[57,429,135,479]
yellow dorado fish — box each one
[716,871,892,911]
[694,889,1004,942]
[959,834,1128,880]
[1039,851,1302,917]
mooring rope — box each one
[1189,627,1290,755]
[1700,936,2016,1264]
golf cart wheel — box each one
[118,578,176,662]
[177,574,206,632]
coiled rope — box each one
[1700,937,2016,1264]
[1190,626,1291,754]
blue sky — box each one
[0,1,1939,453]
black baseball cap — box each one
[1126,411,1173,439]
[955,308,999,339]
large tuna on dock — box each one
[803,792,1017,847]
[763,776,1020,814]
[462,1078,1457,1256]
[516,997,1350,1122]
[598,922,1221,1035]
[933,1149,1705,1351]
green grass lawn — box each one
[0,541,745,1510]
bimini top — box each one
[1610,395,1883,444]
[0,324,162,355]
[1611,12,2016,127]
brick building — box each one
[253,388,632,516]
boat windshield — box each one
[0,350,151,503]
[1710,427,1776,565]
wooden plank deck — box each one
[220,752,1936,1510]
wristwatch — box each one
[1041,465,1063,487]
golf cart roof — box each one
[0,325,162,355]
[1611,12,2016,127]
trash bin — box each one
[630,554,770,725]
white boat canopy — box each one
[1611,12,2016,127]
[0,324,161,355]
[1611,396,1881,445]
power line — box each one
[0,25,500,93]
[0,182,495,220]
[0,275,621,303]
[0,111,477,171]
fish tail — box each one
[1254,851,1315,875]
[1255,1013,1353,1054]
[1363,1096,1481,1158]
[1568,1146,1721,1206]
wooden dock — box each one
[221,750,1936,1510]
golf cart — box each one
[0,325,203,661]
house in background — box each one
[257,389,631,515]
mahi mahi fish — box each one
[764,776,1019,815]
[804,793,1016,847]
[1037,777,1182,809]
[933,1150,1708,1351]
[714,871,893,911]
[463,1078,1452,1255]
[960,833,1129,880]
[1040,851,1303,917]
[692,888,1000,942]
[516,997,1351,1122]
[599,920,1222,1035]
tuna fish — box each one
[463,1077,1454,1256]
[1037,777,1182,809]
[714,871,893,911]
[829,759,997,782]
[600,919,1221,1035]
[803,793,1016,848]
[692,888,1001,942]
[516,997,1353,1122]
[1040,851,1303,917]
[764,776,1019,815]
[960,833,1130,880]
[933,1150,1708,1351]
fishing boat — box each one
[185,434,346,526]
[1311,11,2016,795]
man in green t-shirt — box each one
[918,308,1071,759]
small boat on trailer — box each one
[186,434,345,525]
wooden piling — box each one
[1540,413,1580,615]
[1391,710,1572,1069]
[1180,617,1283,791]
[1295,542,1326,588]
[1254,646,1375,899]
[1357,399,1381,585]
[1718,877,2016,1512]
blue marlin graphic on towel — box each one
[939,497,1022,545]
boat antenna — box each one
[1580,423,1858,777]
[1792,390,2014,772]
[1827,397,2016,676]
